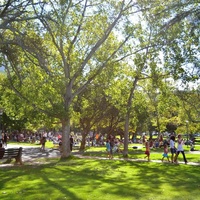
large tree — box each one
[0,0,144,158]
[141,0,200,82]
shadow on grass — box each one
[0,157,200,200]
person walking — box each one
[174,134,187,164]
[170,135,176,163]
[161,144,170,162]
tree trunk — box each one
[123,114,130,157]
[60,119,71,158]
[123,76,139,157]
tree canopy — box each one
[0,0,199,157]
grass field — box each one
[82,143,200,163]
[0,157,200,200]
[0,140,200,200]
[7,140,200,163]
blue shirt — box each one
[106,142,110,151]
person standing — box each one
[144,140,150,161]
[40,136,46,152]
[142,134,146,145]
[170,135,176,163]
[174,134,187,164]
[0,143,5,159]
[106,139,112,159]
[108,134,115,158]
[3,133,8,147]
[70,135,74,151]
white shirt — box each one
[170,139,175,148]
[177,139,184,151]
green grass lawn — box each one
[7,140,200,163]
[83,144,200,163]
[0,140,200,200]
[7,141,55,148]
[0,157,200,200]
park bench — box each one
[0,147,23,165]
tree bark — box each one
[123,77,139,157]
[61,119,71,158]
[79,132,87,153]
[123,113,130,157]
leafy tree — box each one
[74,58,125,151]
[0,0,142,158]
[141,0,200,82]
[175,87,200,134]
[135,0,200,136]
[74,85,112,151]
[0,73,60,132]
[131,90,150,134]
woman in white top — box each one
[174,134,187,164]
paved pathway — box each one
[0,144,199,167]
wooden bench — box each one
[0,147,23,165]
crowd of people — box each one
[105,133,191,164]
[143,134,189,164]
[0,131,58,151]
[106,135,123,159]
[0,131,76,152]
[0,130,196,164]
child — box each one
[106,139,112,159]
[144,140,150,161]
[161,144,170,162]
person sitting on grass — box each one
[154,139,159,148]
[113,138,123,153]
[161,144,170,162]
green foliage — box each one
[0,0,200,158]
[145,1,200,82]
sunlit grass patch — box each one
[0,158,200,200]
